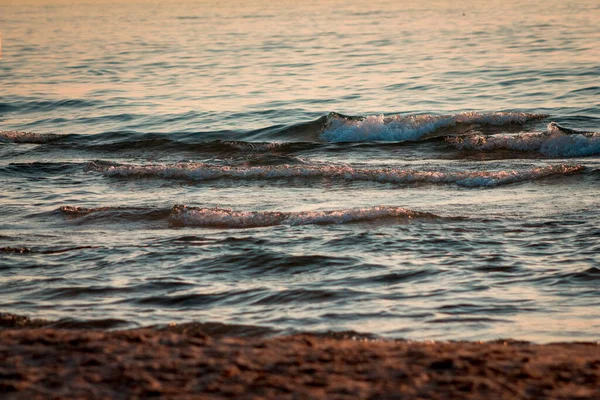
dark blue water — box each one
[1,0,599,342]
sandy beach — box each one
[1,314,598,399]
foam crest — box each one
[321,112,544,143]
[547,122,597,136]
[0,131,62,144]
[90,161,584,188]
[449,165,583,187]
[447,123,600,157]
[60,206,111,216]
[169,205,436,228]
[219,140,285,152]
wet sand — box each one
[1,314,598,399]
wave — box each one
[0,162,83,177]
[1,111,546,147]
[0,130,62,144]
[154,321,278,338]
[0,129,320,157]
[57,204,437,229]
[446,122,600,157]
[547,122,598,135]
[88,161,584,188]
[320,111,546,143]
[1,245,99,255]
[169,205,438,228]
[0,312,379,340]
[451,123,600,157]
[0,312,133,330]
[60,205,126,216]
[59,205,171,222]
[1,247,32,254]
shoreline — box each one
[1,314,599,399]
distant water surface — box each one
[1,0,599,342]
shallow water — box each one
[1,0,599,342]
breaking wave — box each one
[447,122,600,157]
[88,161,584,188]
[2,111,546,147]
[169,205,437,228]
[58,204,438,229]
[320,112,546,143]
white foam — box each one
[447,124,600,157]
[321,112,544,143]
[91,161,584,188]
[220,141,285,152]
[169,205,435,228]
[0,131,61,144]
[451,165,582,187]
[60,206,102,215]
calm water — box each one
[1,0,599,342]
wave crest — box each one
[321,112,545,143]
[0,130,62,144]
[89,161,584,188]
[169,205,437,228]
[447,122,600,157]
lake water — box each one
[1,0,599,342]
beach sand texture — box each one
[1,315,599,399]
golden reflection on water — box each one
[2,0,599,123]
